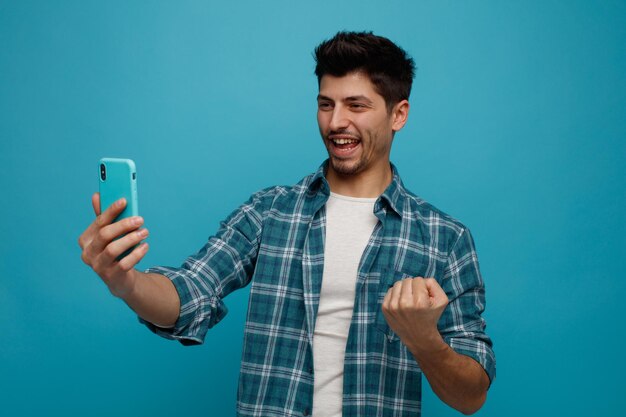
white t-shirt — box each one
[312,192,378,417]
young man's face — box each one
[317,71,408,181]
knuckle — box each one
[97,228,109,242]
[78,230,93,248]
[117,259,131,272]
[95,215,105,227]
[128,234,140,246]
[95,263,112,280]
[92,263,105,278]
[398,299,413,310]
[103,245,117,258]
[120,251,139,271]
[80,250,90,265]
[133,233,145,246]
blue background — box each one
[1,1,625,415]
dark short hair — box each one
[314,31,416,111]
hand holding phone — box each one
[78,158,149,298]
[98,158,141,260]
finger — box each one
[388,279,404,310]
[78,225,91,251]
[79,193,106,249]
[400,278,415,306]
[410,277,430,306]
[91,216,144,255]
[92,192,101,216]
[382,285,396,315]
[117,242,150,272]
[100,227,149,264]
[95,197,127,230]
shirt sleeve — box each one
[140,189,270,345]
[439,227,496,384]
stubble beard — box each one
[328,153,366,176]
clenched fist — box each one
[382,277,449,355]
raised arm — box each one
[382,277,489,414]
[78,193,180,327]
[381,227,494,414]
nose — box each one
[329,105,349,131]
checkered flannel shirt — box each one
[142,161,495,416]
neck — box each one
[326,163,393,198]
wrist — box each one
[406,331,447,361]
[109,269,140,300]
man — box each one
[79,31,495,416]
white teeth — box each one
[332,138,357,145]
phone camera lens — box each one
[100,164,106,181]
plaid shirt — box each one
[143,162,495,416]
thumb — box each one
[424,278,448,308]
[92,192,101,216]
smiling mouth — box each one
[328,136,360,157]
[328,132,361,149]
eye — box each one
[349,103,367,110]
[318,101,333,110]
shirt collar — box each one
[307,160,407,216]
[307,161,331,197]
[378,163,406,216]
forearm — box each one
[409,339,489,415]
[117,271,180,328]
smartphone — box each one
[98,158,139,220]
[99,158,139,259]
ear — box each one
[391,99,410,132]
